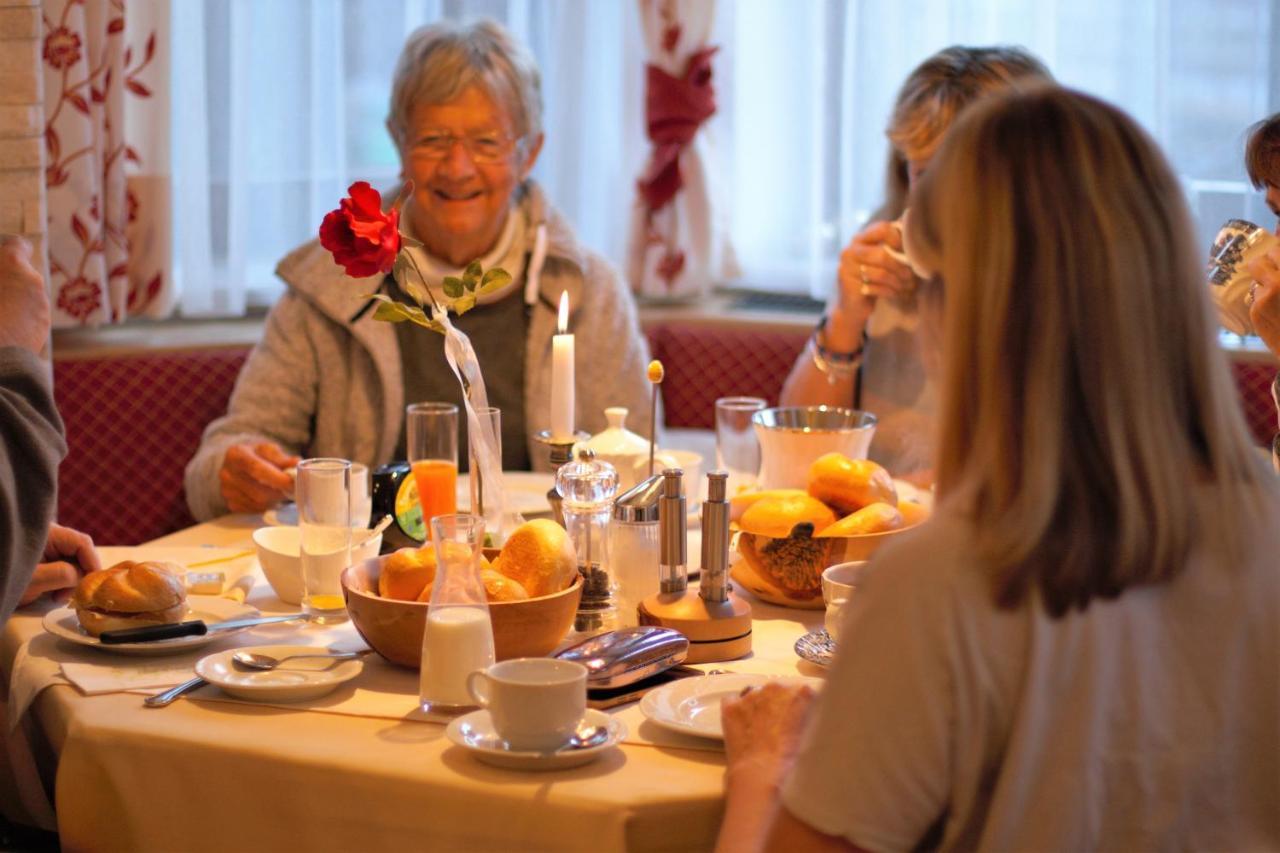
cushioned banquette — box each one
[51,326,1277,545]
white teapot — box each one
[578,407,698,493]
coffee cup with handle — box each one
[466,658,587,752]
[821,561,866,644]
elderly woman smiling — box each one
[185,19,652,520]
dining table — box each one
[0,468,830,851]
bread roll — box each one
[728,489,809,525]
[493,519,577,598]
[379,547,436,601]
[817,502,905,537]
[738,493,837,538]
[73,561,187,637]
[898,499,930,528]
[417,569,532,603]
[807,453,898,515]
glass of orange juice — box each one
[407,402,459,527]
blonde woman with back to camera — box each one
[780,46,1050,481]
[718,87,1280,851]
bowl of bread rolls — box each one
[729,452,931,608]
[341,518,583,667]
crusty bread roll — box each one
[73,561,187,637]
[817,502,905,537]
[738,493,837,538]
[417,568,529,603]
[807,453,898,515]
[728,489,810,525]
[379,547,436,601]
[493,519,577,598]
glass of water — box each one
[297,458,351,624]
[715,397,767,495]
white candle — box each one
[551,291,575,440]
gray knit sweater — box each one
[1,348,65,625]
[184,183,653,521]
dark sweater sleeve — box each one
[0,347,66,626]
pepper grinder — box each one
[638,470,753,663]
[556,448,620,635]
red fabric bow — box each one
[638,46,718,214]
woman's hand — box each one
[721,681,818,790]
[1248,243,1280,358]
[218,442,300,513]
[827,221,916,348]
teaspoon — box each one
[232,650,364,671]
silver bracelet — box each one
[809,317,864,384]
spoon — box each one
[560,724,610,751]
[354,515,393,547]
[232,650,364,671]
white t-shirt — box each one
[782,490,1280,851]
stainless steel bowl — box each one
[751,406,876,433]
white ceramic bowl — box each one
[253,526,382,605]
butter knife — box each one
[99,613,304,645]
[144,676,206,708]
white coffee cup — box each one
[634,449,704,502]
[821,561,866,644]
[466,658,587,752]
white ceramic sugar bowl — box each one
[578,407,652,492]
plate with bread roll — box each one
[43,560,260,655]
[729,453,933,609]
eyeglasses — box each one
[412,131,516,164]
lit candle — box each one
[551,291,575,440]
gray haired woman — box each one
[185,19,652,520]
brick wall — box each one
[0,0,45,280]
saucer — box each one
[794,629,835,667]
[195,644,364,702]
[445,708,625,771]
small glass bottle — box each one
[555,448,619,634]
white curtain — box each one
[170,0,644,316]
[171,0,1277,314]
[712,0,1279,297]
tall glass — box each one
[349,462,372,529]
[296,458,351,624]
[419,513,494,715]
[468,406,501,527]
[407,402,459,527]
[715,396,767,495]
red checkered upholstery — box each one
[645,323,807,428]
[1229,356,1278,447]
[53,348,250,545]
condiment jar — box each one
[578,407,651,492]
[609,474,663,627]
[555,449,620,634]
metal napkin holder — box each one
[555,626,689,689]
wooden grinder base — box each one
[637,590,753,664]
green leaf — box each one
[453,294,477,315]
[367,295,445,334]
[480,267,512,292]
[442,276,464,298]
[371,301,413,324]
[464,260,482,283]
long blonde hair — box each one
[873,46,1050,221]
[908,86,1274,616]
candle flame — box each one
[557,291,569,334]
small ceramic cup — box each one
[821,561,867,644]
[466,658,587,752]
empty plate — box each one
[639,673,822,741]
[195,644,364,702]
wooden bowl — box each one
[340,553,583,668]
[730,526,911,609]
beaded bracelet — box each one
[810,315,865,383]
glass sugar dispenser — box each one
[555,448,620,634]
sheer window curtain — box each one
[170,0,643,317]
[712,0,1279,297]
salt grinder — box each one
[638,470,753,663]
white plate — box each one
[195,644,364,702]
[42,596,260,656]
[639,673,822,741]
[446,708,625,771]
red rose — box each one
[318,182,401,278]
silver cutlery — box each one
[145,676,207,707]
[231,650,365,671]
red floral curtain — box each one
[42,0,169,326]
[626,0,737,300]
